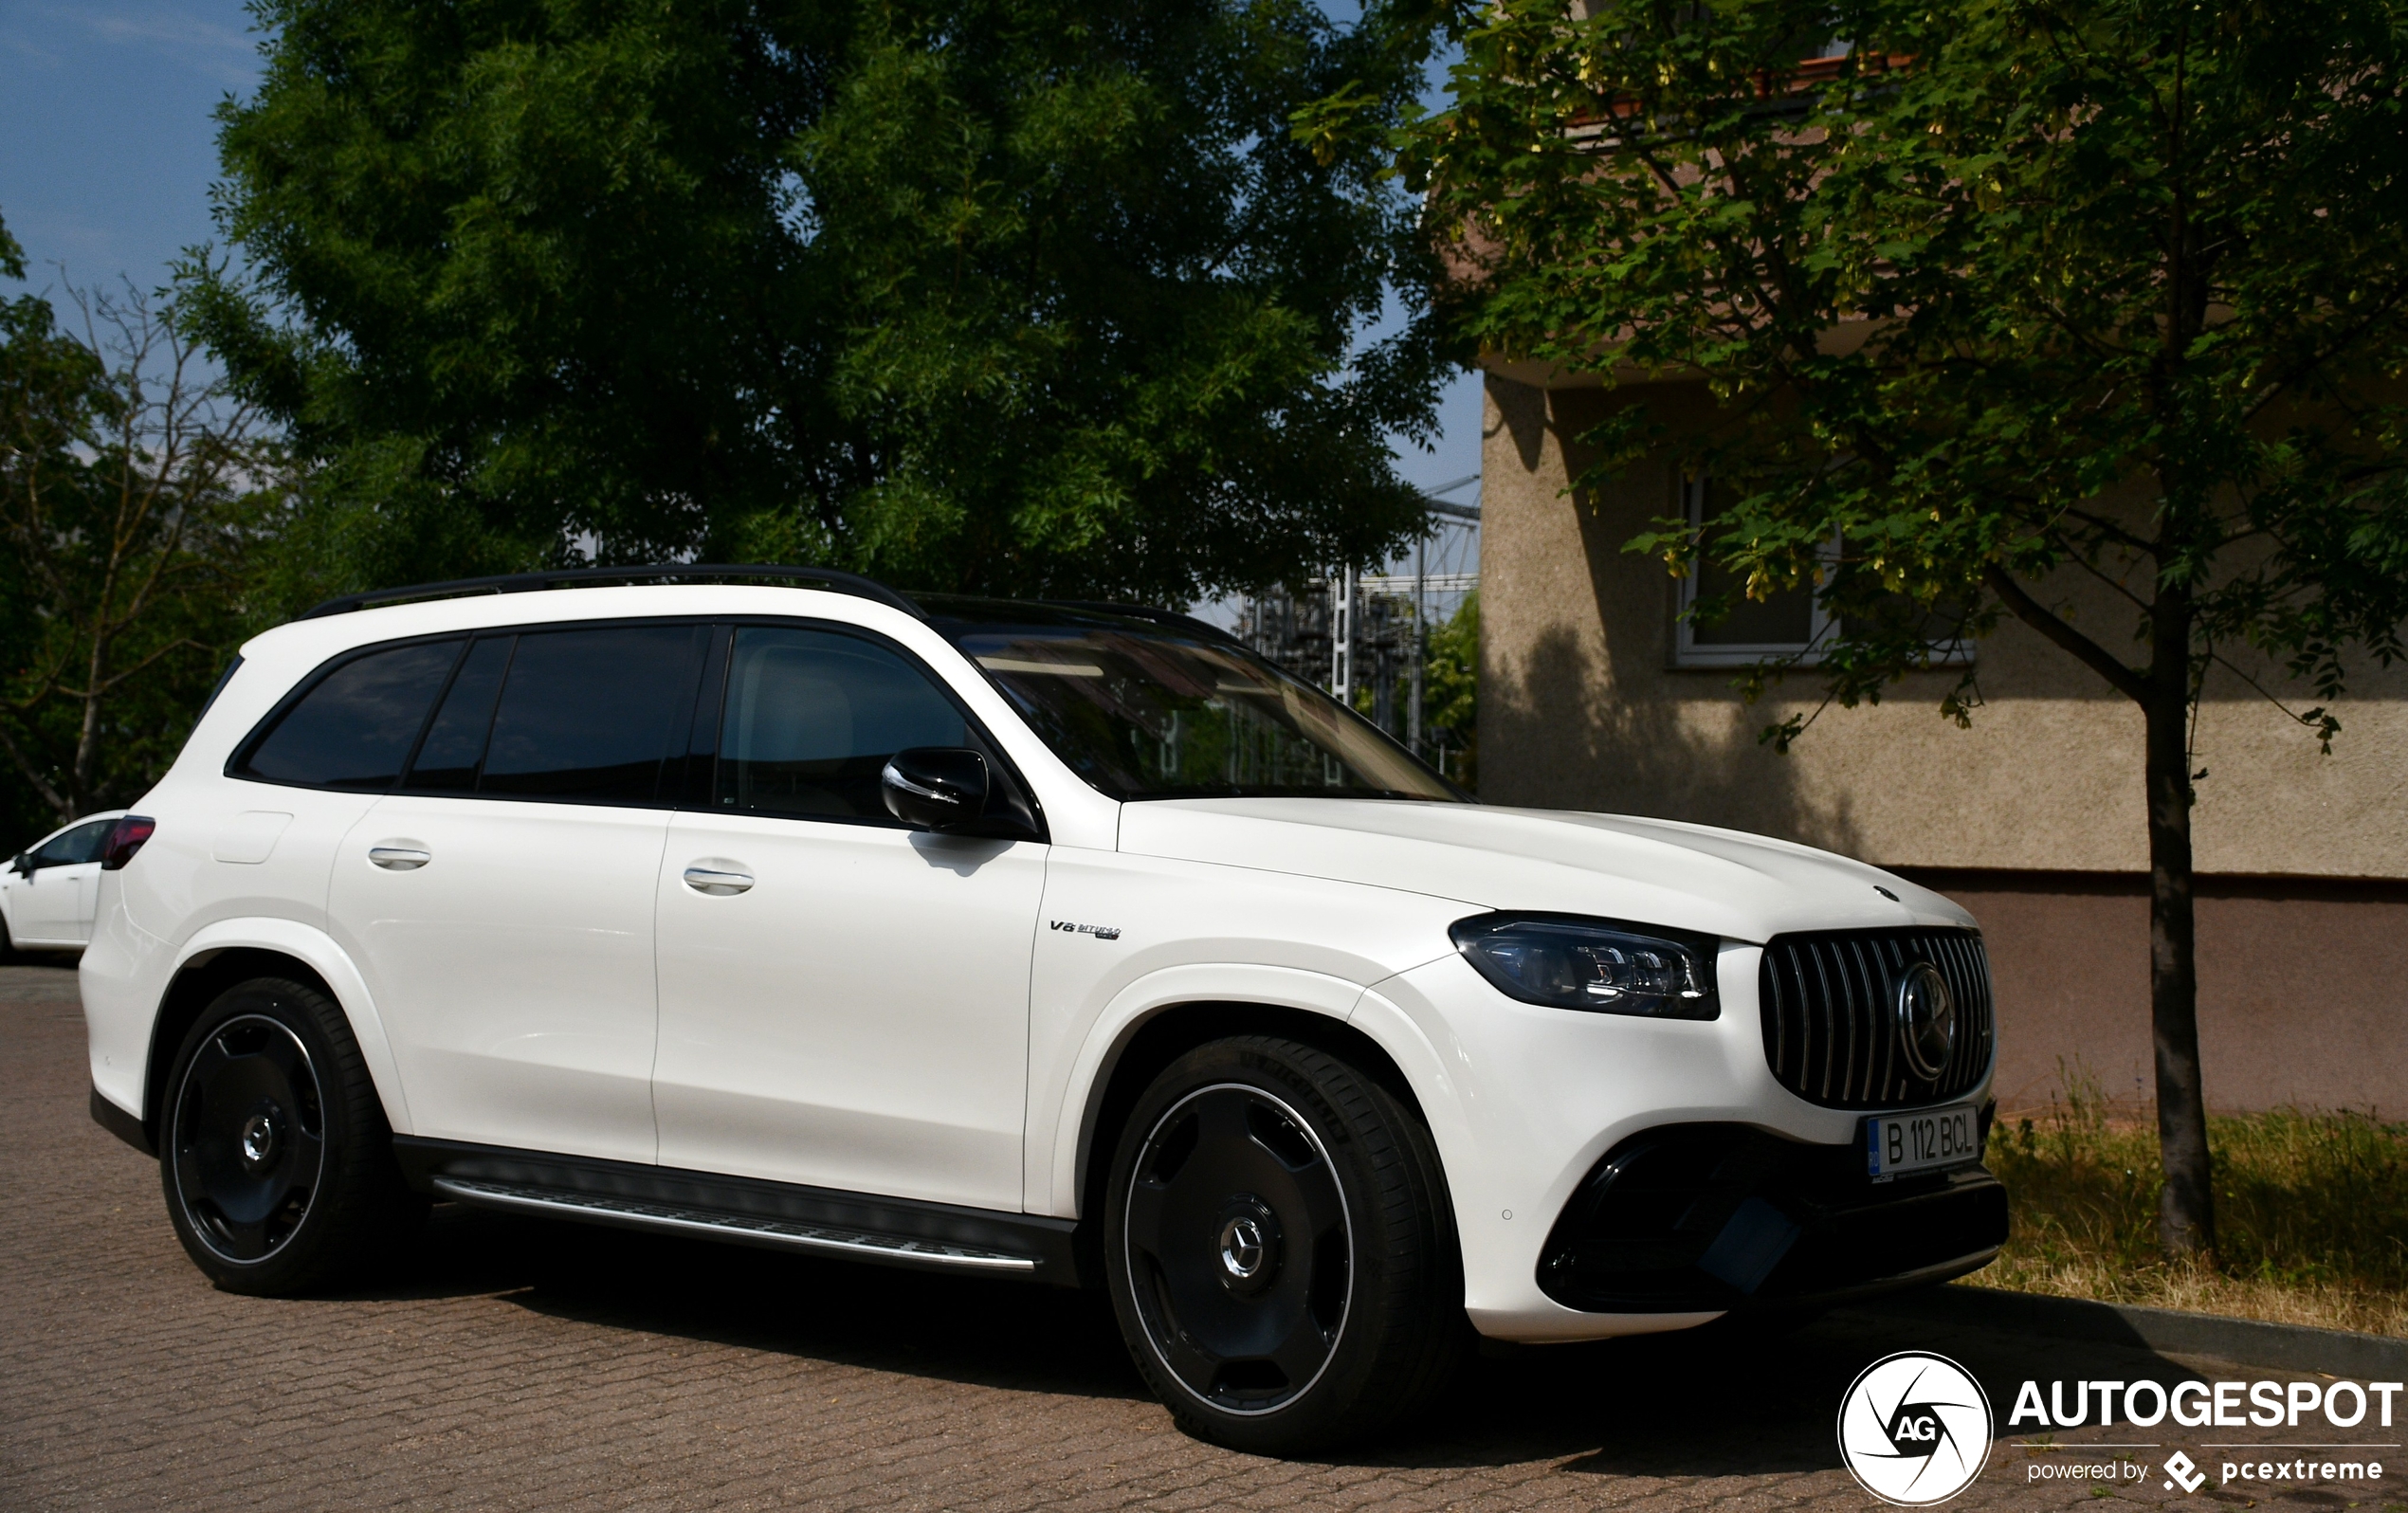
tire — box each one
[1103,1035,1468,1454]
[159,975,425,1294]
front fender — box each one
[1036,961,1370,1219]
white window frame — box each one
[1671,476,1974,670]
[1672,477,1836,668]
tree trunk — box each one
[2143,629,2216,1258]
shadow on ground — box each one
[340,1201,2216,1475]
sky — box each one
[0,0,1483,508]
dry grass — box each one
[1982,1068,2408,1339]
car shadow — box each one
[336,1202,1151,1401]
[337,1206,2220,1472]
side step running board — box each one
[431,1176,1039,1274]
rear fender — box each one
[166,918,414,1134]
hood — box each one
[1113,798,1975,944]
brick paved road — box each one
[2,964,2394,1511]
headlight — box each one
[1450,913,1721,1019]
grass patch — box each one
[1982,1069,2408,1338]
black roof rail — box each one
[1041,600,1248,647]
[298,563,924,621]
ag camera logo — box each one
[1838,1351,1995,1505]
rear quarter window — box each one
[233,640,463,791]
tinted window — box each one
[480,626,703,803]
[33,819,115,866]
[405,636,514,792]
[717,629,967,821]
[237,640,462,791]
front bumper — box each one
[1537,1122,2008,1315]
[1358,946,1999,1342]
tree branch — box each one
[1982,561,2151,702]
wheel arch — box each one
[1068,998,1435,1278]
[145,922,411,1145]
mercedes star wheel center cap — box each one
[240,1110,278,1168]
[1213,1198,1282,1295]
[1220,1215,1266,1278]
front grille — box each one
[1758,927,1994,1110]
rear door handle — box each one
[683,866,754,896]
[369,847,431,870]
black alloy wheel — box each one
[1104,1036,1469,1453]
[171,1012,326,1262]
[160,976,423,1293]
[1122,1082,1352,1413]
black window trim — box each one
[228,617,720,805]
[228,614,1049,842]
[700,614,1049,842]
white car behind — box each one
[3,811,128,952]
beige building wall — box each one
[1479,374,2408,1111]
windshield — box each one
[922,600,1460,803]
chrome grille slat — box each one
[1756,927,1994,1111]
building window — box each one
[1673,477,1833,668]
[1671,476,1972,670]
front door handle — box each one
[369,846,431,870]
[683,866,754,896]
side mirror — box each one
[881,748,990,830]
[9,852,29,878]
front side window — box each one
[234,639,464,790]
[715,628,969,821]
[926,602,1455,802]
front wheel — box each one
[1104,1036,1467,1454]
[160,975,423,1294]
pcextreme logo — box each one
[1837,1352,1995,1505]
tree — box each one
[0,216,283,830]
[191,0,1453,604]
[1396,0,2408,1255]
[1424,589,1477,789]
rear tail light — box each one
[101,815,155,870]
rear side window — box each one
[234,640,462,791]
[717,627,968,821]
[475,625,705,803]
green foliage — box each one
[0,219,287,833]
[196,0,1456,600]
[1402,0,2408,738]
[1424,588,1476,788]
[1987,1070,2408,1335]
[1396,0,2408,1256]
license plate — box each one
[1864,1103,1981,1179]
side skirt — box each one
[392,1137,1084,1286]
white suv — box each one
[81,567,2005,1452]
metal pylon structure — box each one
[1230,478,1480,773]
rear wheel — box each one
[160,975,423,1294]
[1104,1036,1467,1454]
